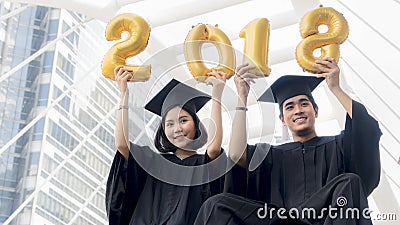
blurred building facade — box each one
[0,2,159,224]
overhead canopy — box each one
[7,0,318,25]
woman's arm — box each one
[114,66,133,159]
[205,72,226,160]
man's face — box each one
[280,95,318,137]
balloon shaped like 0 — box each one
[296,6,349,73]
[101,13,151,81]
[184,24,235,83]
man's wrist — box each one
[235,106,248,111]
[237,96,247,107]
[330,86,343,96]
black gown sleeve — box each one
[222,146,247,196]
[105,143,147,225]
[204,148,226,196]
[223,162,248,196]
[224,143,269,198]
[342,100,382,195]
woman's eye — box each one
[180,119,187,123]
[166,123,173,127]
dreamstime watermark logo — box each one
[257,196,398,221]
[336,196,347,207]
[122,41,275,186]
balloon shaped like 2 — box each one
[184,24,235,83]
[296,6,349,73]
[101,13,151,81]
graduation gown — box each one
[106,142,225,225]
[194,100,382,225]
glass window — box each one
[37,84,49,106]
[33,118,44,140]
[56,53,75,80]
[52,85,70,112]
[43,51,54,73]
[48,120,78,150]
[48,19,59,34]
[29,152,40,165]
[31,31,44,51]
[21,91,35,120]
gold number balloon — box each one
[296,6,349,73]
[240,18,271,76]
[184,24,235,83]
[101,13,151,81]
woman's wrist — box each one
[212,85,224,95]
[212,90,223,100]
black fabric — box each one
[195,174,370,225]
[194,100,381,225]
[144,78,211,116]
[257,75,324,108]
[106,142,225,225]
[194,193,271,225]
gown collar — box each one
[275,136,335,150]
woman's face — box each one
[164,107,196,150]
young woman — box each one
[106,66,226,225]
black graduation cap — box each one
[258,75,324,107]
[144,79,211,116]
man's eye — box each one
[301,102,309,106]
[286,106,293,110]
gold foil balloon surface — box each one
[296,6,349,73]
[184,24,235,83]
[101,13,151,81]
[240,18,271,76]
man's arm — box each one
[229,64,258,167]
[313,57,352,118]
[314,58,382,195]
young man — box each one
[193,58,382,225]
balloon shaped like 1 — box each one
[101,13,151,81]
[184,24,235,83]
[296,6,349,73]
[240,18,271,76]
